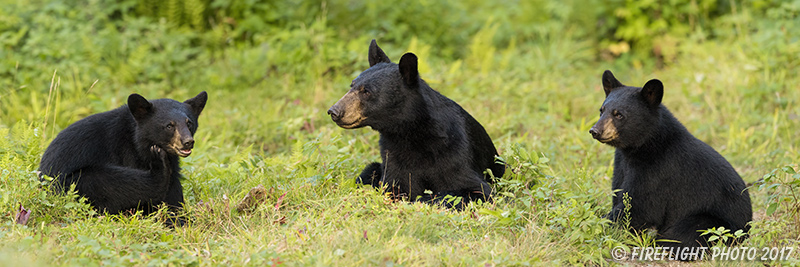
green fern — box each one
[184,0,206,29]
[166,0,182,27]
[133,0,208,29]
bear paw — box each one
[149,145,170,174]
[150,145,166,160]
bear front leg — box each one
[470,182,493,203]
[605,203,625,221]
[422,193,466,210]
[162,177,187,228]
[359,162,405,199]
[422,182,493,210]
[150,145,172,179]
[357,162,383,187]
[455,182,494,210]
[657,214,730,250]
[64,164,173,214]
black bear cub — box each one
[327,40,505,209]
[590,70,752,249]
[40,91,207,226]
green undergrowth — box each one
[1,0,800,266]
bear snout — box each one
[589,127,601,139]
[171,128,195,157]
[327,107,342,121]
[182,138,194,149]
[590,118,618,143]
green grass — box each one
[1,0,799,266]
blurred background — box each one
[2,0,798,173]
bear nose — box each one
[183,138,194,149]
[327,108,341,121]
[589,128,600,138]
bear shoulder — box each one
[40,107,137,176]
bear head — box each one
[128,91,207,157]
[327,39,424,132]
[589,70,663,149]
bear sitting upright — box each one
[39,91,207,226]
[589,70,752,249]
[327,40,505,209]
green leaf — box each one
[334,249,345,256]
[766,202,779,216]
[782,166,796,174]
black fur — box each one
[328,40,504,209]
[590,70,752,250]
[39,92,207,226]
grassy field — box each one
[1,0,799,266]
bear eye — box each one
[613,110,623,119]
[599,107,605,114]
[187,120,193,128]
[166,123,174,130]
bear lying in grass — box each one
[327,40,505,209]
[39,92,207,226]
[589,70,752,250]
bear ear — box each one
[602,70,625,97]
[398,53,419,86]
[368,39,391,67]
[641,79,664,108]
[184,91,208,117]
[128,93,153,120]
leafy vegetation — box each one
[1,0,799,265]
